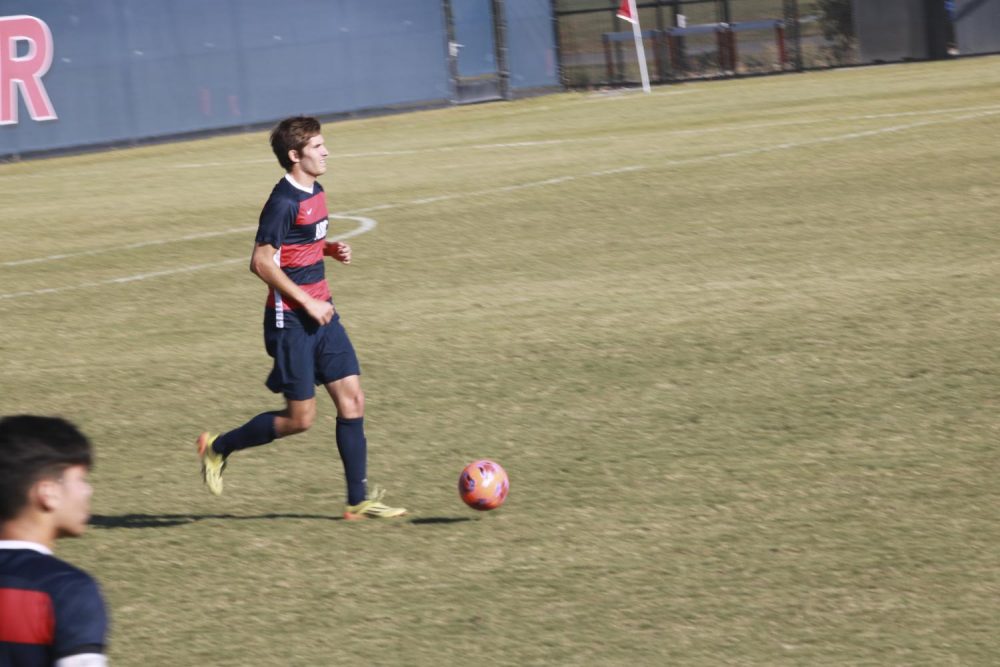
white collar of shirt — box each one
[0,540,52,555]
[284,173,315,194]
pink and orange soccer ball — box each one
[458,460,509,510]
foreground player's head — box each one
[0,415,94,541]
[270,115,327,178]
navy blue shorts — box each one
[263,311,361,401]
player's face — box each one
[296,134,328,178]
[53,465,93,537]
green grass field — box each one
[2,56,999,665]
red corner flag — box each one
[616,0,636,23]
[615,0,650,92]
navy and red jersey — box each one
[255,175,332,328]
[0,542,108,666]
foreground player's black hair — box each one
[0,415,93,522]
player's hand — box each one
[304,298,335,325]
[324,241,351,264]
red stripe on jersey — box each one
[280,240,324,268]
[266,281,332,311]
[295,193,328,226]
[0,588,54,645]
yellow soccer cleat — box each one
[196,432,226,496]
[344,487,407,520]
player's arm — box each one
[249,242,334,325]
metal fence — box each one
[552,0,858,87]
[552,0,1000,88]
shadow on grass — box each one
[408,517,474,525]
[90,513,341,528]
[90,513,474,529]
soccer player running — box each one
[0,415,110,666]
[196,116,406,520]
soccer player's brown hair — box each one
[270,116,321,172]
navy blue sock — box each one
[213,412,278,458]
[336,416,368,505]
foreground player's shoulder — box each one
[3,547,87,584]
[2,552,109,662]
[44,552,98,583]
[45,555,106,614]
[47,559,109,661]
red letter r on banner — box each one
[0,15,56,125]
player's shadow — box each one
[90,513,341,528]
[90,513,472,529]
[407,517,473,525]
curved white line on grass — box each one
[3,107,998,300]
[0,215,376,301]
[328,214,376,240]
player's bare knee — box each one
[286,415,312,434]
[339,391,365,419]
[283,403,316,434]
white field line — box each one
[2,107,997,301]
[1,215,373,269]
[299,106,1000,217]
[166,103,1000,168]
[362,165,643,213]
[649,107,1000,168]
[0,215,375,301]
[662,104,1000,137]
[585,88,703,101]
[171,139,589,168]
[1,226,257,267]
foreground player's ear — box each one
[35,478,62,512]
[288,149,300,165]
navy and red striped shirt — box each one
[255,174,331,328]
[0,541,108,666]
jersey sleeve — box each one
[256,193,297,249]
[52,575,108,659]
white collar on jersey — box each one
[0,540,53,555]
[284,173,316,194]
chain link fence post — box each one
[783,0,803,70]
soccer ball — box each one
[458,460,509,511]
